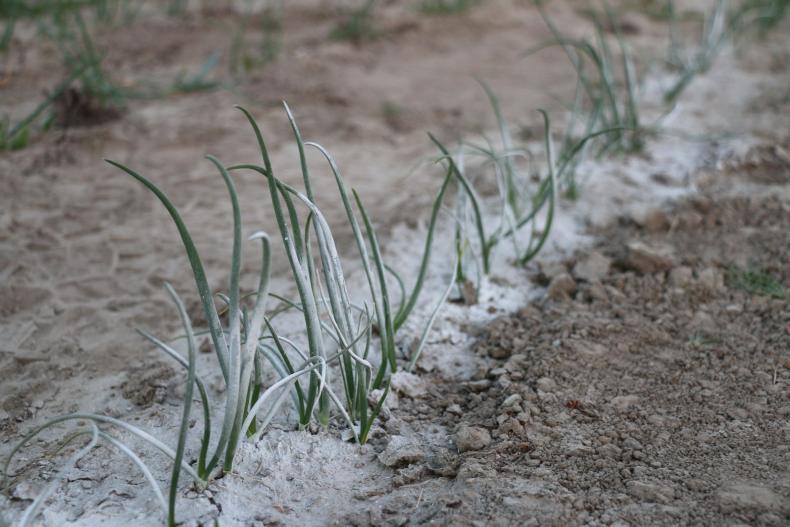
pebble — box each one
[498,417,525,436]
[685,478,707,491]
[501,394,522,408]
[547,273,577,300]
[467,380,492,392]
[536,377,557,393]
[622,437,643,450]
[572,251,612,282]
[455,425,492,452]
[597,443,622,459]
[625,241,675,273]
[446,404,463,415]
[488,346,511,359]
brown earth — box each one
[366,146,790,526]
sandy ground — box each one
[1,1,789,525]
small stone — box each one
[536,377,557,393]
[573,251,612,282]
[501,394,523,408]
[625,241,675,274]
[516,410,531,423]
[598,443,622,459]
[498,417,524,436]
[685,478,707,491]
[622,437,643,450]
[378,435,425,467]
[446,404,463,415]
[467,380,492,392]
[390,371,427,398]
[611,394,639,412]
[488,347,511,359]
[627,481,675,503]
[455,425,492,452]
[547,273,576,300]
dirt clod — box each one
[455,425,492,452]
[378,435,425,468]
[625,240,676,273]
[572,251,611,282]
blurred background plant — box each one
[330,0,379,43]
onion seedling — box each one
[233,103,394,443]
[664,0,730,104]
[530,0,644,154]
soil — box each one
[378,159,790,526]
[1,1,789,526]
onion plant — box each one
[431,82,616,296]
[3,103,402,526]
[435,109,556,289]
[530,0,643,154]
[330,0,379,43]
[732,0,789,34]
[665,0,789,103]
[0,61,90,150]
[419,0,479,15]
[231,103,393,443]
[229,3,282,78]
[664,0,730,104]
